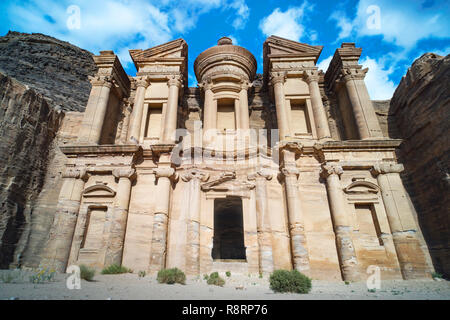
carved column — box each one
[78,75,112,144]
[200,79,216,144]
[248,169,274,274]
[181,169,209,275]
[149,167,176,273]
[341,68,383,139]
[279,143,310,272]
[119,102,133,143]
[270,72,290,140]
[104,168,136,266]
[321,163,359,281]
[127,76,150,142]
[162,75,182,143]
[304,70,331,139]
[239,79,251,130]
[42,167,88,272]
[371,162,430,279]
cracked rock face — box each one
[0,72,63,268]
[0,31,96,268]
[0,31,97,112]
[389,53,450,278]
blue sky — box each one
[1,0,449,99]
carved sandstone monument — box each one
[2,34,440,281]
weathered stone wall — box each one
[372,99,401,139]
[0,31,96,268]
[389,53,450,277]
[0,31,96,112]
[0,72,63,268]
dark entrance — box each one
[212,196,246,260]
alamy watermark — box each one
[366,5,381,30]
[66,5,81,30]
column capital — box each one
[340,67,368,82]
[89,75,113,88]
[135,76,150,88]
[303,69,320,84]
[371,162,404,176]
[269,72,286,86]
[62,167,89,181]
[154,167,176,179]
[239,78,252,91]
[181,169,209,182]
[280,141,303,153]
[248,167,273,181]
[167,74,183,88]
[320,163,343,179]
[199,77,214,91]
[281,166,300,178]
[112,168,137,180]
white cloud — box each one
[229,0,250,30]
[4,0,249,70]
[259,3,312,42]
[361,56,396,100]
[331,0,450,50]
[227,35,239,46]
[317,55,333,73]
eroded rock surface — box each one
[0,72,63,268]
[0,31,96,112]
[389,53,450,277]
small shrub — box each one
[157,268,186,285]
[101,264,132,275]
[203,274,209,281]
[368,288,376,293]
[207,272,225,287]
[79,265,95,281]
[345,281,350,285]
[259,273,263,279]
[431,272,443,279]
[225,271,231,277]
[29,267,56,284]
[269,270,312,294]
[138,270,146,278]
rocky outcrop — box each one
[389,53,450,278]
[0,31,96,112]
[0,72,63,268]
[0,31,96,269]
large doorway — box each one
[212,196,246,260]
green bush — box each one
[432,272,443,279]
[29,267,56,284]
[101,264,132,275]
[207,272,225,287]
[138,270,146,278]
[79,265,95,281]
[203,274,209,280]
[269,270,312,294]
[225,271,231,277]
[157,268,186,285]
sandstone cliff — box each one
[0,31,96,112]
[0,32,96,269]
[0,72,62,268]
[389,53,450,278]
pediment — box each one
[129,38,187,64]
[264,36,323,60]
[344,181,379,194]
[83,184,116,198]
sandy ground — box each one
[0,270,449,300]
